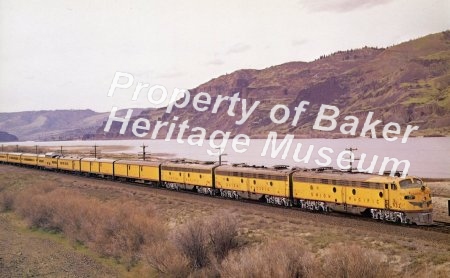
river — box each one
[3,137,449,179]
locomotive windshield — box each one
[399,178,424,188]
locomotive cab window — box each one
[400,178,424,188]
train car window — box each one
[253,180,256,185]
[385,184,388,189]
[241,178,243,183]
[379,192,383,198]
[179,173,182,176]
[352,189,356,195]
[200,174,202,178]
[332,187,336,193]
[226,177,229,181]
[187,173,190,177]
[270,181,273,186]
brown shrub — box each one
[171,213,240,271]
[14,185,166,268]
[0,191,15,212]
[321,243,392,278]
[143,241,192,277]
[173,218,210,269]
[94,201,165,266]
[15,188,60,231]
[220,239,317,278]
[207,214,239,261]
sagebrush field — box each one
[0,165,449,277]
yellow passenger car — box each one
[21,153,38,166]
[114,160,160,182]
[39,153,59,170]
[80,158,115,176]
[0,152,8,163]
[58,157,81,172]
[37,154,46,168]
[160,162,217,193]
[7,153,22,165]
[215,165,292,204]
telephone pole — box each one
[345,147,360,173]
[139,143,148,161]
[216,148,227,165]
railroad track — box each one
[418,220,450,234]
[120,177,450,235]
[3,164,450,235]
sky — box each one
[0,0,449,113]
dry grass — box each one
[1,166,448,276]
[427,181,450,197]
[220,239,317,278]
[13,184,166,268]
[9,184,245,276]
[320,243,392,278]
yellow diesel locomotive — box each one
[0,152,433,225]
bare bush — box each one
[173,218,210,269]
[94,201,166,266]
[220,239,317,278]
[321,243,392,278]
[0,191,14,212]
[172,212,241,271]
[207,214,239,261]
[143,241,192,277]
[14,185,166,268]
[15,189,60,231]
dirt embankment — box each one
[0,213,119,278]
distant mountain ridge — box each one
[0,131,18,142]
[0,109,144,141]
[1,31,449,141]
[100,31,450,139]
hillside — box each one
[0,110,101,141]
[99,31,450,139]
[0,131,18,142]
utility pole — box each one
[93,144,98,158]
[60,146,63,156]
[35,145,38,154]
[139,143,148,161]
[216,148,227,165]
[16,145,19,152]
[345,147,360,173]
